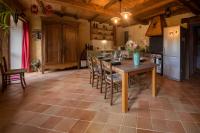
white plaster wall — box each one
[91,40,113,50]
[124,24,149,46]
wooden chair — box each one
[87,56,99,87]
[0,57,26,91]
[94,57,105,93]
[102,60,121,105]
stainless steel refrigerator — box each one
[163,26,186,81]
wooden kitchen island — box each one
[112,60,157,113]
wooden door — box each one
[44,23,61,65]
[62,24,78,64]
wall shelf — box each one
[90,21,116,42]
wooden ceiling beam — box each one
[84,0,92,4]
[90,0,119,21]
[92,0,178,23]
[104,0,118,9]
[42,0,120,17]
[141,7,189,21]
[53,10,78,19]
[101,0,177,25]
[177,0,200,15]
[100,18,111,24]
[129,0,176,17]
[89,14,99,21]
[3,0,25,11]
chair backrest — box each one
[94,57,103,75]
[87,56,94,73]
[102,61,113,82]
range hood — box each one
[146,16,167,37]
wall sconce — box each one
[169,30,178,37]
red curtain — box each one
[22,22,30,71]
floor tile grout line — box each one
[12,121,65,133]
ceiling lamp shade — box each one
[111,17,121,24]
[120,11,132,20]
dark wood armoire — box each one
[42,18,79,73]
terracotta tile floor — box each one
[0,69,200,133]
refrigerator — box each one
[163,26,186,81]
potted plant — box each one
[31,59,41,72]
[0,0,19,32]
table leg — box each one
[122,72,128,113]
[152,66,156,97]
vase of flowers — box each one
[133,45,140,66]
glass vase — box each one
[133,52,140,66]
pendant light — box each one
[111,0,132,24]
[121,11,132,20]
[111,17,121,24]
[120,0,132,20]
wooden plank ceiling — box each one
[17,0,196,26]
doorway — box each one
[187,22,200,76]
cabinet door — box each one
[62,24,78,63]
[45,24,61,65]
[163,56,180,81]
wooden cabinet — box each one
[42,19,79,73]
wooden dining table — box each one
[112,60,157,113]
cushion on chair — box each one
[106,73,121,82]
[94,65,103,74]
[93,66,99,72]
